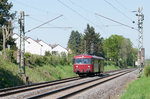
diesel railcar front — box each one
[73,55,104,76]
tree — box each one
[120,38,137,67]
[82,24,103,56]
[103,35,124,66]
[103,35,137,67]
[0,0,16,51]
[68,30,81,55]
[120,38,132,67]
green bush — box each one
[25,52,32,66]
[35,56,44,66]
[23,53,74,67]
[45,51,51,56]
[2,49,16,63]
[144,66,150,77]
[8,50,16,63]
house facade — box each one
[37,40,52,56]
[12,33,68,56]
[52,44,68,55]
[25,37,43,55]
[12,34,42,55]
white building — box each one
[36,39,52,56]
[12,33,20,48]
[12,34,42,55]
[52,44,68,55]
[12,33,68,56]
[25,37,43,55]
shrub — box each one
[42,56,49,64]
[45,51,51,56]
[25,53,32,66]
[144,65,150,77]
[3,49,16,63]
[35,56,44,66]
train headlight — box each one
[76,66,78,68]
[87,66,91,72]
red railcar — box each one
[73,55,104,76]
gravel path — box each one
[72,70,138,99]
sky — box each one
[9,0,149,59]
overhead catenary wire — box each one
[28,16,43,23]
[95,13,137,30]
[14,0,60,16]
[103,0,133,22]
[39,27,72,29]
[67,0,107,33]
[14,0,45,13]
[57,0,101,29]
[67,0,133,34]
[57,0,93,24]
[114,0,131,12]
[25,15,63,33]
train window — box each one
[74,58,91,64]
[75,58,82,64]
[83,58,91,64]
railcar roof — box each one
[74,55,104,60]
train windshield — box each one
[74,58,91,64]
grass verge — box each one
[104,65,120,71]
[120,74,150,99]
[0,56,77,88]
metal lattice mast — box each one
[137,7,144,51]
[136,7,144,71]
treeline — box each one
[68,24,137,67]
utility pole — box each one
[18,11,25,74]
[107,48,109,66]
[90,43,94,55]
[136,7,144,75]
[84,40,87,55]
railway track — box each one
[0,76,81,98]
[28,68,136,99]
[0,68,136,99]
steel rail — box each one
[28,68,135,99]
[0,68,134,98]
[58,69,136,99]
[0,68,125,93]
[0,76,81,97]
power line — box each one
[25,15,63,33]
[57,0,100,29]
[67,0,106,33]
[100,24,122,27]
[95,13,137,30]
[103,0,133,22]
[14,0,60,15]
[14,0,44,12]
[114,0,131,12]
[28,16,43,23]
[28,16,72,30]
[39,27,72,29]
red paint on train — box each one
[73,55,104,76]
